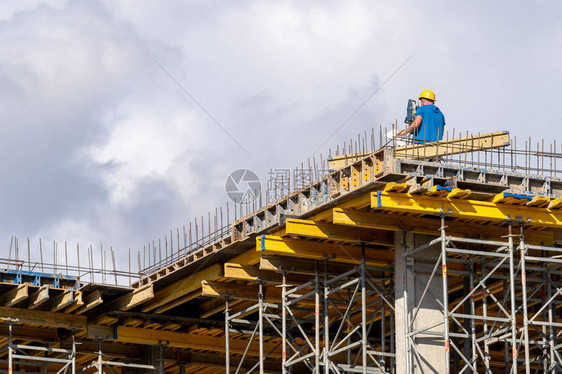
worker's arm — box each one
[397,115,422,136]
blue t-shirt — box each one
[414,104,445,142]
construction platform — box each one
[0,130,562,373]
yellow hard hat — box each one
[419,90,436,101]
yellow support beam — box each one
[548,198,562,210]
[257,235,394,266]
[384,182,407,192]
[141,263,222,313]
[224,263,283,283]
[492,191,532,205]
[285,218,394,246]
[447,188,471,199]
[332,208,555,245]
[260,255,363,276]
[202,281,265,300]
[372,191,562,229]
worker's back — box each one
[413,104,445,142]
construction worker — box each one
[397,90,445,142]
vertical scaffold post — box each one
[159,344,164,374]
[469,255,477,373]
[8,318,13,374]
[97,339,103,374]
[507,224,518,372]
[323,260,329,374]
[361,244,367,374]
[519,226,530,374]
[440,216,451,374]
[482,263,491,373]
[281,272,287,374]
[72,333,76,374]
[225,296,230,374]
[315,264,320,374]
[259,281,264,374]
[401,231,411,373]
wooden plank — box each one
[328,131,510,169]
[394,131,510,158]
[0,284,28,307]
[0,307,86,330]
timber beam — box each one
[285,218,394,246]
[87,324,281,356]
[0,284,28,307]
[27,285,49,309]
[0,307,86,330]
[97,284,154,314]
[201,281,281,301]
[393,131,510,158]
[141,263,222,313]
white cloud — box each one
[0,0,561,274]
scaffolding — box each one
[1,130,562,373]
[224,250,396,374]
[397,217,562,373]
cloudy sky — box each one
[1,1,561,276]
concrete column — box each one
[395,231,445,373]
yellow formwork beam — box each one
[202,281,281,301]
[257,235,393,266]
[224,263,284,283]
[141,263,222,313]
[285,218,394,246]
[372,191,562,229]
[332,207,554,244]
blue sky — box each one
[0,1,560,273]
